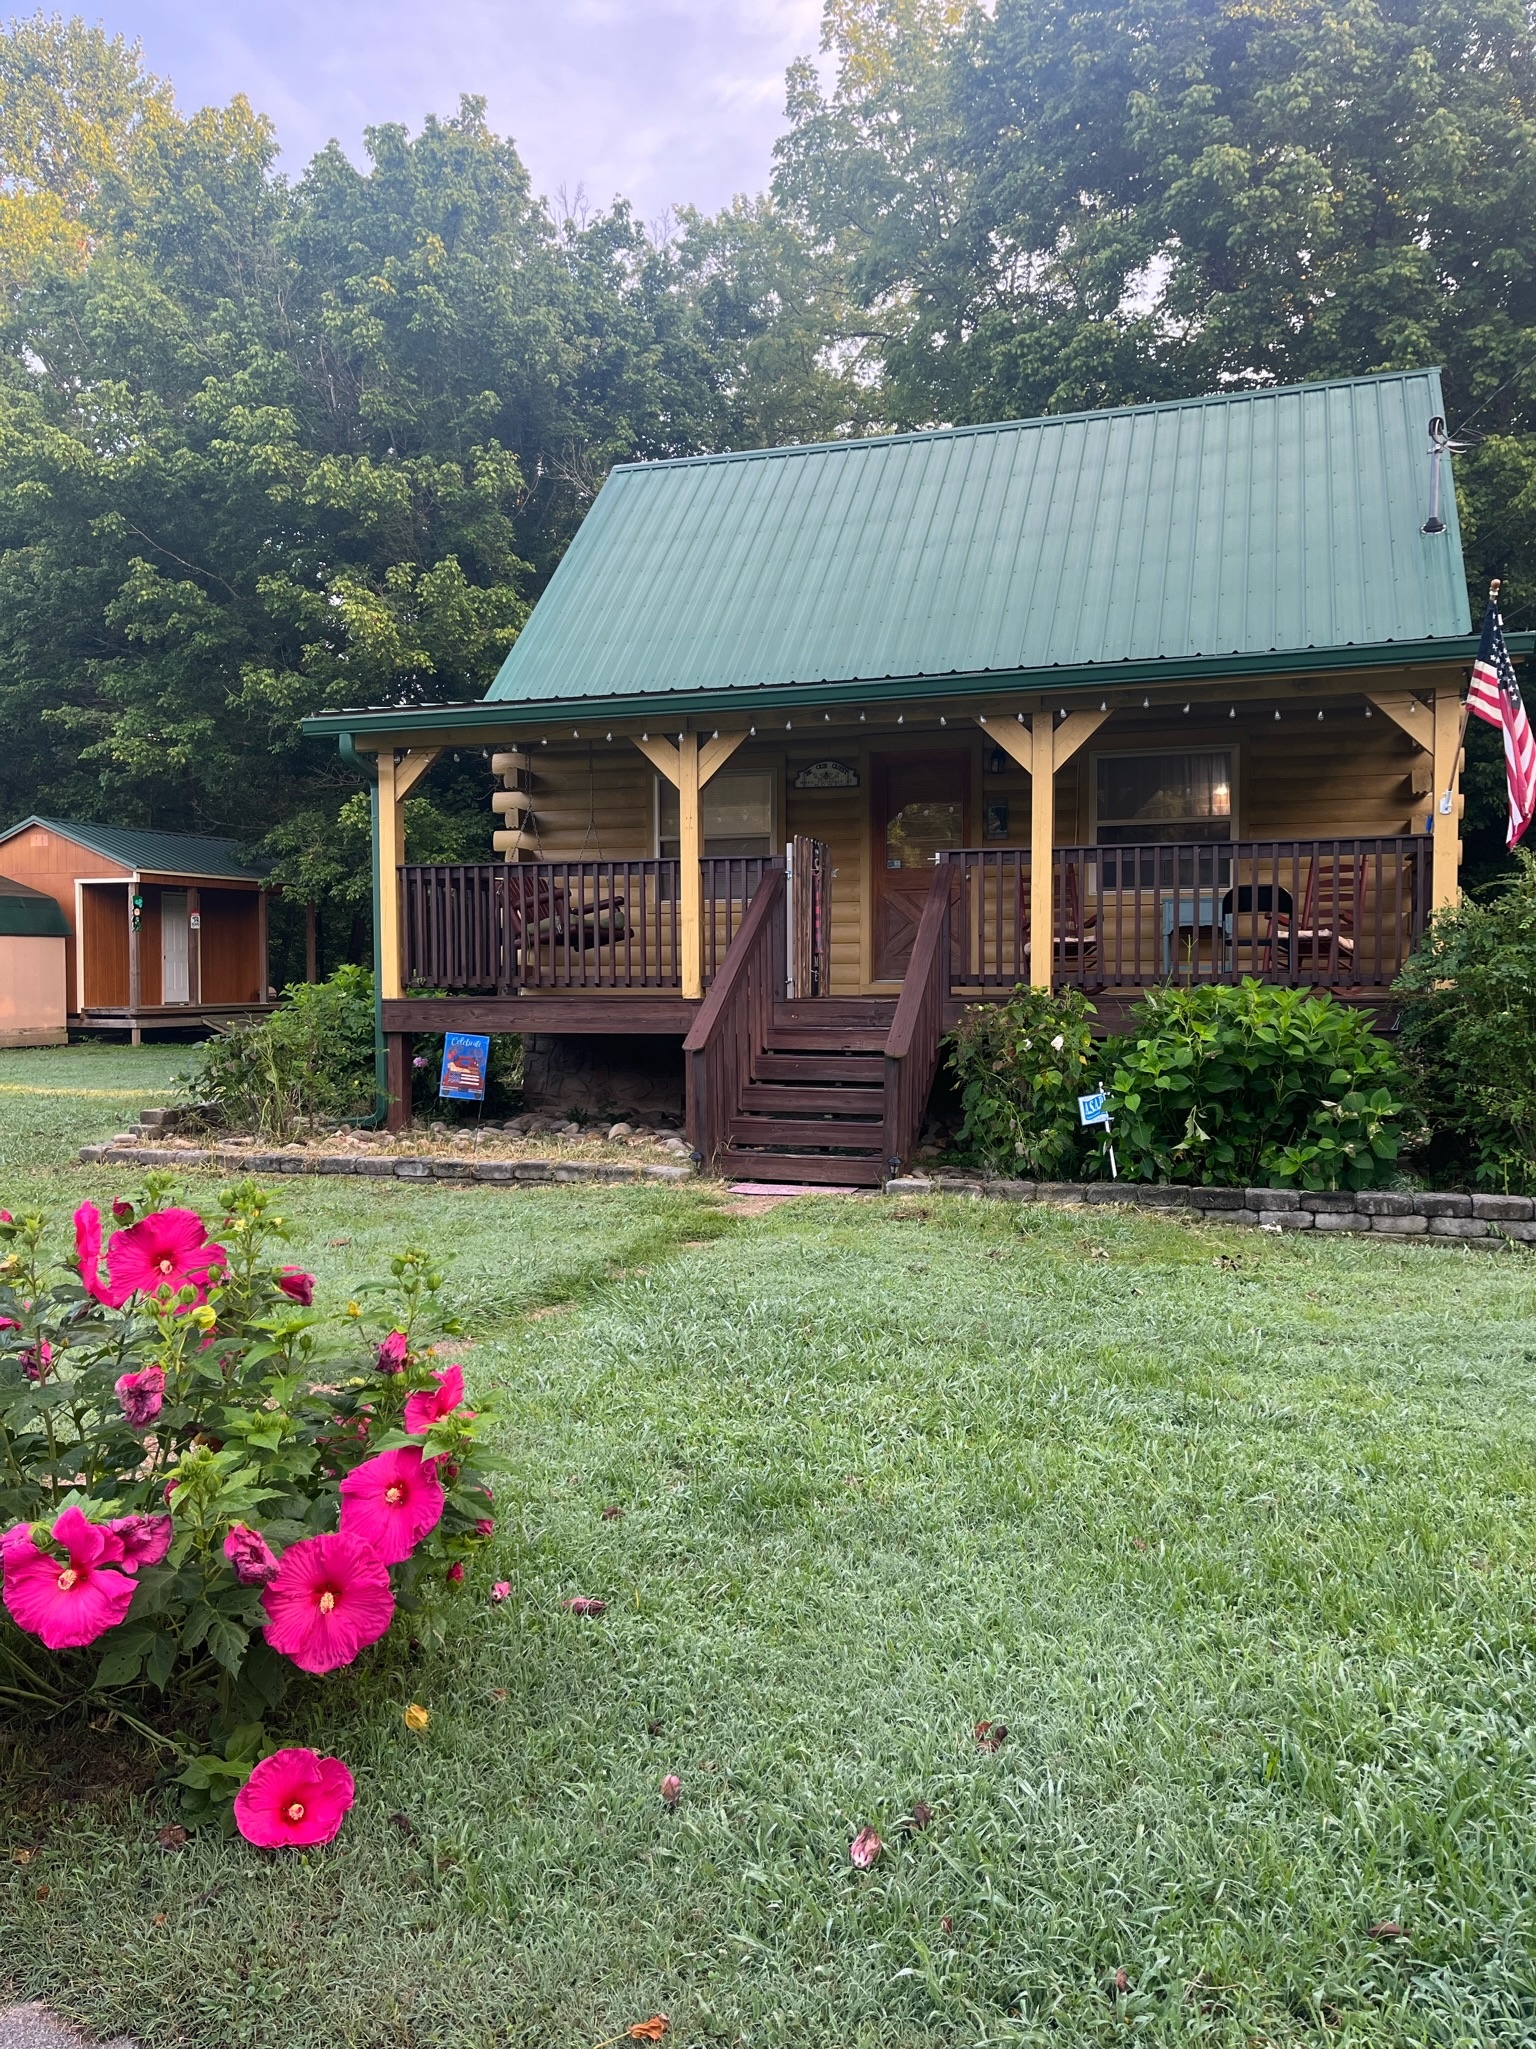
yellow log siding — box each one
[506,698,1437,995]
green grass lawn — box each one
[4,1050,1536,2046]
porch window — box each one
[658,771,774,858]
[1094,751,1233,844]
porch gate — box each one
[786,835,829,998]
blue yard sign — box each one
[440,1032,490,1101]
[1077,1090,1110,1127]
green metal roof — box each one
[484,369,1470,708]
[0,818,267,881]
[0,874,70,937]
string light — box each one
[1143,696,1151,707]
[897,714,904,724]
[1273,709,1281,721]
[1182,703,1190,714]
[1228,706,1236,718]
[939,716,947,726]
[1100,700,1108,711]
[1317,709,1325,720]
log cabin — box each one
[301,369,1531,1183]
[0,819,273,1041]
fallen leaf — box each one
[601,1505,624,1521]
[9,1848,34,1865]
[974,1720,1008,1752]
[907,1801,934,1832]
[403,1703,430,1733]
[1110,1968,1130,1996]
[491,1687,509,1703]
[1368,1921,1406,1940]
[849,1826,882,1869]
[627,2021,670,2043]
[941,1914,954,1933]
[153,1912,167,1927]
[1131,1537,1149,1552]
[661,1774,681,1810]
[388,1812,416,1837]
[154,1825,188,1852]
[564,1596,608,1617]
[34,1884,49,1900]
[646,1719,665,1737]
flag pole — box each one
[1446,578,1501,818]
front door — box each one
[160,890,190,1004]
[872,752,970,980]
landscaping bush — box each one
[1105,981,1407,1189]
[0,1175,494,1837]
[945,985,1104,1176]
[1394,851,1536,1191]
[179,965,377,1138]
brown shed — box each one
[0,818,273,1041]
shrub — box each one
[1394,852,1536,1191]
[0,1175,494,1835]
[179,965,377,1138]
[1105,981,1407,1189]
[945,986,1104,1176]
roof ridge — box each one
[609,368,1446,476]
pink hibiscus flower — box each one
[277,1269,315,1307]
[224,1523,281,1587]
[104,1513,174,1569]
[473,1517,494,1538]
[106,1208,227,1306]
[376,1330,409,1374]
[0,1506,135,1650]
[260,1530,394,1674]
[115,1365,165,1428]
[403,1365,465,1436]
[233,1747,355,1849]
[446,1560,464,1585]
[337,1447,444,1565]
[75,1203,126,1308]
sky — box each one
[85,0,826,227]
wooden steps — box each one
[717,998,898,1186]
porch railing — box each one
[946,837,1427,992]
[401,857,777,994]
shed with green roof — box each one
[0,817,271,1039]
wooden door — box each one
[872,752,970,980]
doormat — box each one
[727,1181,870,1198]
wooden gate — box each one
[787,835,829,998]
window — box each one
[658,771,774,857]
[1094,751,1233,844]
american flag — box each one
[1466,597,1536,848]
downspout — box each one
[338,733,390,1127]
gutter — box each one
[299,634,1530,740]
[337,735,389,1128]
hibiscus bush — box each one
[0,1175,496,1841]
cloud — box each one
[91,0,824,220]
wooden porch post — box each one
[385,1032,411,1132]
[373,747,442,1002]
[1431,684,1463,914]
[634,729,749,1000]
[187,887,202,1005]
[127,877,142,1042]
[979,709,1110,989]
[1028,714,1055,988]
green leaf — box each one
[206,1615,250,1675]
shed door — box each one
[871,753,970,981]
[160,891,190,1004]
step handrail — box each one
[882,865,953,1173]
[684,866,787,1166]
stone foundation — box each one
[520,1033,685,1120]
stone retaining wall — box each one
[883,1174,1536,1240]
[78,1144,695,1186]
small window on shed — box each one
[1094,751,1233,844]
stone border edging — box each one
[79,1145,695,1186]
[882,1175,1536,1241]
